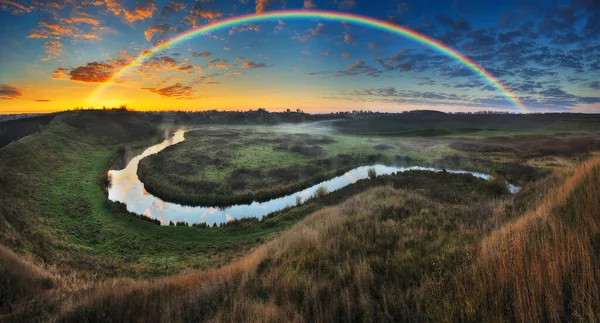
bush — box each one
[368,167,377,179]
[314,186,328,198]
[296,195,302,205]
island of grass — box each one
[136,126,390,206]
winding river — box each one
[108,130,519,225]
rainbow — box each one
[87,10,527,111]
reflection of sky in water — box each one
[108,131,519,225]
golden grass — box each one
[454,154,600,322]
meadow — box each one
[1,110,599,322]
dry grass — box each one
[451,154,600,322]
[0,246,54,317]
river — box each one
[107,130,518,225]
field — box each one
[1,110,600,322]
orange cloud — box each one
[185,2,222,27]
[1,0,33,14]
[41,40,63,61]
[69,62,115,83]
[255,0,284,13]
[28,20,80,39]
[141,83,194,99]
[140,55,199,74]
[208,59,236,69]
[303,0,314,8]
[242,61,268,69]
[105,0,157,23]
[144,23,178,42]
[123,0,157,23]
[52,67,70,80]
[0,84,24,100]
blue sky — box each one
[0,0,598,113]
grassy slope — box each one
[59,154,600,323]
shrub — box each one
[367,167,377,179]
[314,186,328,198]
[296,195,302,206]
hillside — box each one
[56,155,600,322]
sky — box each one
[0,0,598,114]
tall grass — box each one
[450,155,600,322]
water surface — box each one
[108,130,518,225]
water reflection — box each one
[107,131,519,225]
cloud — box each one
[300,23,326,42]
[159,2,185,16]
[28,19,80,39]
[435,15,471,31]
[320,51,331,56]
[341,51,351,59]
[587,81,600,90]
[41,40,62,61]
[208,59,236,69]
[241,61,268,69]
[35,99,51,102]
[105,0,157,23]
[0,0,33,14]
[396,2,409,14]
[334,61,382,78]
[123,0,157,23]
[142,83,194,99]
[0,84,24,100]
[303,0,314,8]
[338,0,356,9]
[229,24,261,35]
[68,61,115,83]
[343,32,356,44]
[144,23,179,42]
[255,0,285,13]
[61,11,101,26]
[52,67,70,80]
[141,55,198,74]
[185,2,222,26]
[192,51,211,59]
